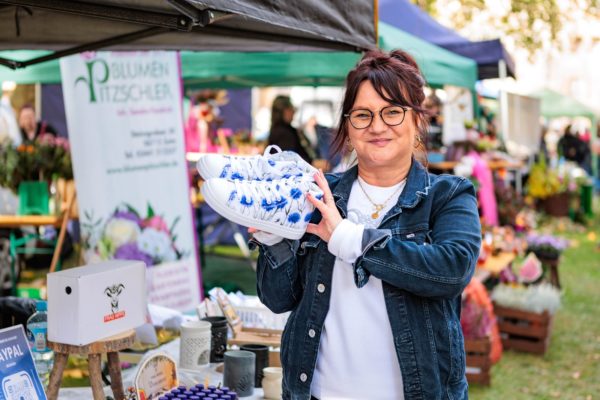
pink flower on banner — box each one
[143,216,169,233]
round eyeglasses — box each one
[344,105,410,129]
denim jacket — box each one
[251,160,481,400]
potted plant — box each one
[526,233,568,261]
[0,135,73,215]
[526,154,569,216]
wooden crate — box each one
[465,337,492,386]
[493,304,553,355]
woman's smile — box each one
[368,138,392,147]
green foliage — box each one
[0,136,73,193]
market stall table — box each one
[56,338,269,400]
[0,211,74,295]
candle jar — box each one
[202,316,228,363]
[261,367,282,400]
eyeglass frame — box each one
[343,105,412,129]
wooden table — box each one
[0,215,62,228]
[0,194,76,294]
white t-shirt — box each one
[311,177,406,400]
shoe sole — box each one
[196,156,214,181]
[201,181,306,240]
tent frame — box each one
[0,0,367,70]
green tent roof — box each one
[378,22,477,89]
[0,22,477,90]
[529,88,598,120]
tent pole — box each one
[592,116,598,179]
[498,59,508,143]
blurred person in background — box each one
[558,124,591,173]
[423,92,443,150]
[0,83,20,146]
[18,104,58,144]
[268,95,316,164]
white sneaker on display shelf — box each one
[197,145,317,181]
[201,176,324,240]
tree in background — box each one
[412,0,599,58]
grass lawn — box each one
[470,218,600,399]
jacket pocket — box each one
[393,223,430,245]
[448,318,466,383]
[298,236,320,255]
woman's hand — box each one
[305,169,343,242]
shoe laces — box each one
[224,145,282,180]
[226,145,314,180]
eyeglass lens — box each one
[348,106,406,129]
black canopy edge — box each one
[0,26,169,70]
[0,0,194,30]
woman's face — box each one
[283,106,295,124]
[347,81,417,172]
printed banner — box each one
[60,51,202,312]
[0,325,47,400]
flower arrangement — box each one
[527,154,566,200]
[82,203,185,267]
[491,283,561,315]
[0,134,73,193]
[526,233,569,260]
[461,297,493,340]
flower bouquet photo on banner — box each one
[81,203,189,267]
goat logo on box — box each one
[104,284,126,323]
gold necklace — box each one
[357,177,405,219]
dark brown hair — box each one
[331,49,430,159]
[271,95,294,126]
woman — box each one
[251,49,481,400]
[268,95,316,164]
[18,104,58,144]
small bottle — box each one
[26,300,54,387]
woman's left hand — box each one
[305,169,343,242]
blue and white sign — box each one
[0,325,46,400]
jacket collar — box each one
[332,158,431,214]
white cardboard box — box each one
[48,260,146,346]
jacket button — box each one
[300,373,308,382]
[317,283,326,293]
[308,329,316,338]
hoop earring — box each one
[346,138,354,152]
[413,134,422,148]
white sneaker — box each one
[201,176,323,240]
[197,145,317,181]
